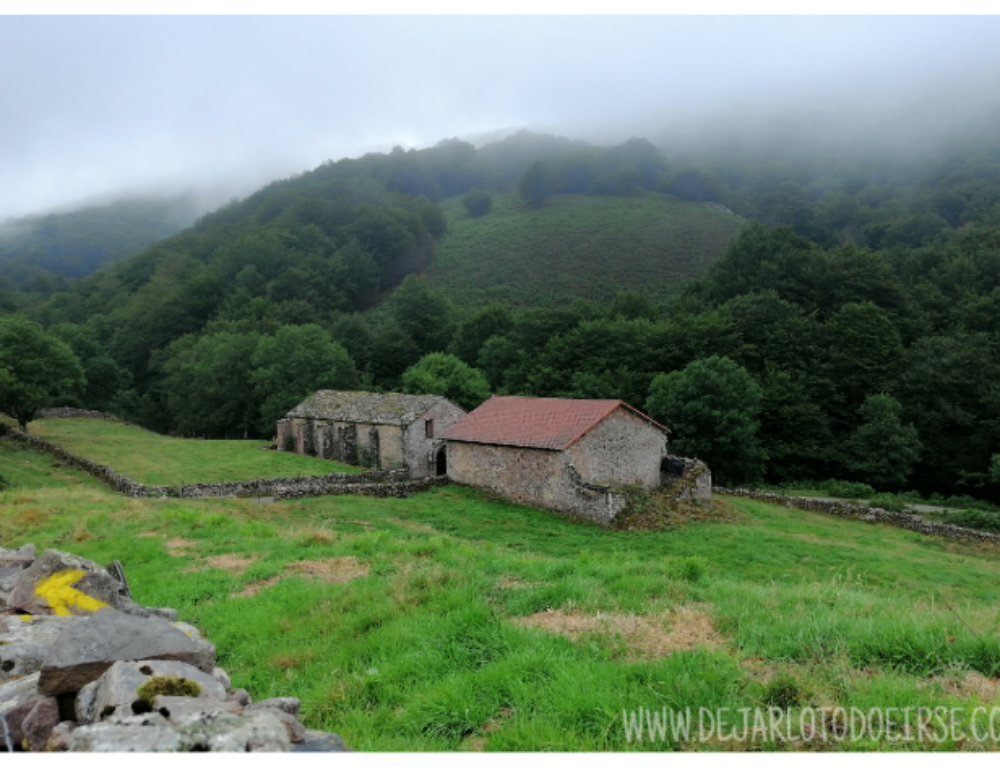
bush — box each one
[819,480,875,499]
[670,556,707,583]
[462,188,493,217]
[941,494,999,513]
[0,472,11,491]
[869,493,908,514]
[950,510,1000,534]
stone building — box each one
[440,396,684,524]
[277,391,466,478]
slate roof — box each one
[283,391,460,426]
[439,396,670,451]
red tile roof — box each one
[440,396,670,451]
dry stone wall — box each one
[718,488,1000,545]
[34,408,130,424]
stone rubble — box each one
[0,543,351,752]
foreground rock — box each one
[0,542,350,752]
[0,615,76,681]
[75,660,226,724]
[6,548,175,620]
[67,709,293,752]
[39,608,216,696]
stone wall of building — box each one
[279,399,465,478]
[401,399,467,479]
[566,409,667,489]
[279,418,401,470]
[447,441,629,526]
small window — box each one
[425,419,434,438]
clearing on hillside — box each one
[426,191,743,311]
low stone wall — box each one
[1,429,430,501]
[717,488,1000,545]
[34,407,130,424]
[275,476,450,501]
[5,429,147,497]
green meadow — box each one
[3,422,1000,751]
[426,192,743,312]
[25,417,362,485]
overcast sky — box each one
[2,14,999,221]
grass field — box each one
[4,429,1000,752]
[425,192,744,313]
[24,417,363,485]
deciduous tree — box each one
[402,353,491,411]
[843,394,922,490]
[0,317,85,430]
[646,355,766,486]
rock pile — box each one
[0,543,349,752]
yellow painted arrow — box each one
[34,569,110,616]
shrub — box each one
[668,556,705,582]
[462,188,493,217]
[949,510,1000,535]
[819,479,875,499]
[940,494,1000,513]
[869,493,908,514]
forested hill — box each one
[0,194,206,286]
[4,129,1000,501]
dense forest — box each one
[0,194,207,287]
[3,129,1000,504]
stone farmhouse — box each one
[277,391,466,478]
[440,396,703,525]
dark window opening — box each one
[425,419,434,438]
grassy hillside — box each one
[426,192,744,311]
[26,417,362,485]
[3,433,1000,751]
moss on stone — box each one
[136,675,202,706]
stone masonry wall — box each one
[401,399,467,479]
[447,441,628,526]
[566,408,667,489]
[661,457,712,505]
[34,407,129,424]
[717,488,1000,545]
